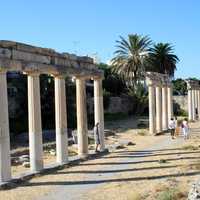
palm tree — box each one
[146,43,179,77]
[111,34,151,89]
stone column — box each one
[54,76,68,164]
[162,86,168,130]
[198,90,200,120]
[192,89,196,120]
[76,77,88,157]
[195,89,198,119]
[93,77,105,150]
[148,83,156,134]
[167,85,173,122]
[28,73,43,172]
[0,71,11,182]
[188,89,193,121]
[155,85,162,133]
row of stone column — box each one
[147,73,173,134]
[188,88,200,121]
[0,71,105,182]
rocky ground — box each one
[1,116,200,200]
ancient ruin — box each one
[0,40,105,183]
[146,72,173,134]
[186,79,200,121]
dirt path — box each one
[38,133,184,200]
[1,120,200,200]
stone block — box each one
[78,56,93,63]
[17,43,56,56]
[12,50,51,64]
[52,57,71,66]
[0,40,17,48]
[0,48,11,59]
[22,161,30,168]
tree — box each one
[146,43,179,77]
[111,34,151,89]
[172,78,187,95]
[97,63,127,96]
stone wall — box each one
[173,95,188,112]
[88,96,134,115]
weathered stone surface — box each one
[52,57,71,66]
[188,181,200,199]
[0,40,103,77]
[19,155,29,163]
[186,79,200,90]
[12,50,51,64]
[22,161,30,168]
[0,58,22,71]
[0,48,11,59]
[77,56,93,63]
[49,149,56,156]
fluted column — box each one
[93,77,105,150]
[155,85,162,133]
[28,73,43,172]
[148,83,156,134]
[162,86,168,130]
[54,76,68,164]
[192,89,196,120]
[0,71,11,182]
[167,85,173,122]
[76,77,88,157]
[188,89,193,121]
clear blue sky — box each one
[0,0,199,78]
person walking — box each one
[169,118,176,139]
[182,118,189,140]
[93,122,101,152]
[174,117,179,137]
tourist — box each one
[174,117,179,136]
[182,118,189,140]
[169,118,176,139]
[93,122,101,152]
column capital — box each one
[24,71,40,77]
[73,75,90,81]
[52,73,66,79]
[91,75,104,81]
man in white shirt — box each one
[169,118,176,139]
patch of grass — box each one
[181,145,199,151]
[157,188,186,200]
